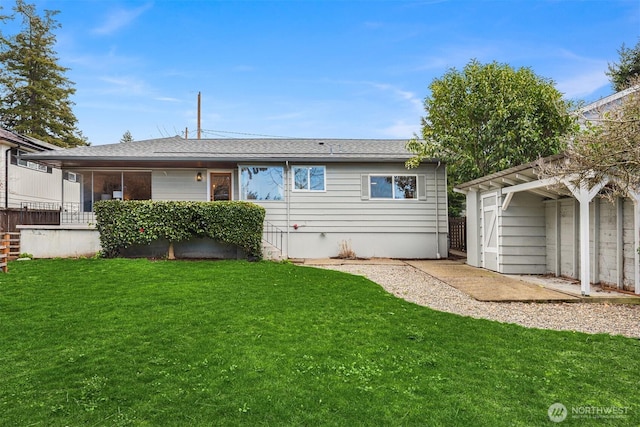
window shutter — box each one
[418,174,427,200]
[361,174,370,200]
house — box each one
[455,87,639,295]
[20,137,448,259]
[0,128,70,231]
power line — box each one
[200,128,299,139]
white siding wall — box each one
[7,162,62,208]
[0,146,7,208]
[499,192,546,274]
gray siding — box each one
[622,199,636,290]
[147,162,448,259]
[253,162,447,258]
[597,199,618,285]
[465,190,480,267]
[546,198,580,278]
[152,170,208,201]
[545,197,636,291]
[499,192,546,274]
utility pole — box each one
[197,91,202,139]
[185,127,188,140]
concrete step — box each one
[262,241,283,261]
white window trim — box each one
[369,174,419,200]
[291,165,326,192]
[238,165,285,201]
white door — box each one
[481,192,498,271]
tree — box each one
[120,130,134,143]
[606,39,640,92]
[407,60,577,215]
[0,0,87,147]
[538,83,640,201]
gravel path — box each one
[317,264,640,339]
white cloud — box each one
[99,75,149,95]
[379,120,420,139]
[154,97,181,103]
[369,82,424,113]
[92,3,153,35]
[556,70,610,99]
[265,111,305,121]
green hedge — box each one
[94,200,266,259]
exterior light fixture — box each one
[196,172,203,182]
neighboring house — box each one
[0,128,73,231]
[22,137,448,259]
[455,87,639,295]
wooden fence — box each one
[448,217,467,252]
[0,208,60,233]
[1,232,21,272]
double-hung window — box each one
[293,166,325,191]
[369,175,418,199]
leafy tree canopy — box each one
[407,60,577,215]
[606,39,640,92]
[0,0,87,147]
[538,83,640,200]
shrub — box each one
[94,200,265,259]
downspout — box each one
[435,161,442,259]
[285,160,290,258]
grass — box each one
[0,259,638,426]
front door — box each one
[210,173,232,201]
[481,192,499,271]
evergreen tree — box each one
[606,39,640,92]
[0,0,87,147]
[120,130,134,143]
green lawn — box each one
[0,259,638,426]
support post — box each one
[592,197,600,284]
[562,178,609,296]
[555,200,561,277]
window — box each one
[11,149,51,173]
[81,171,152,212]
[293,166,325,191]
[370,175,417,199]
[240,166,284,200]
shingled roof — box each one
[0,128,60,151]
[23,136,433,167]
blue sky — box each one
[5,0,640,145]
